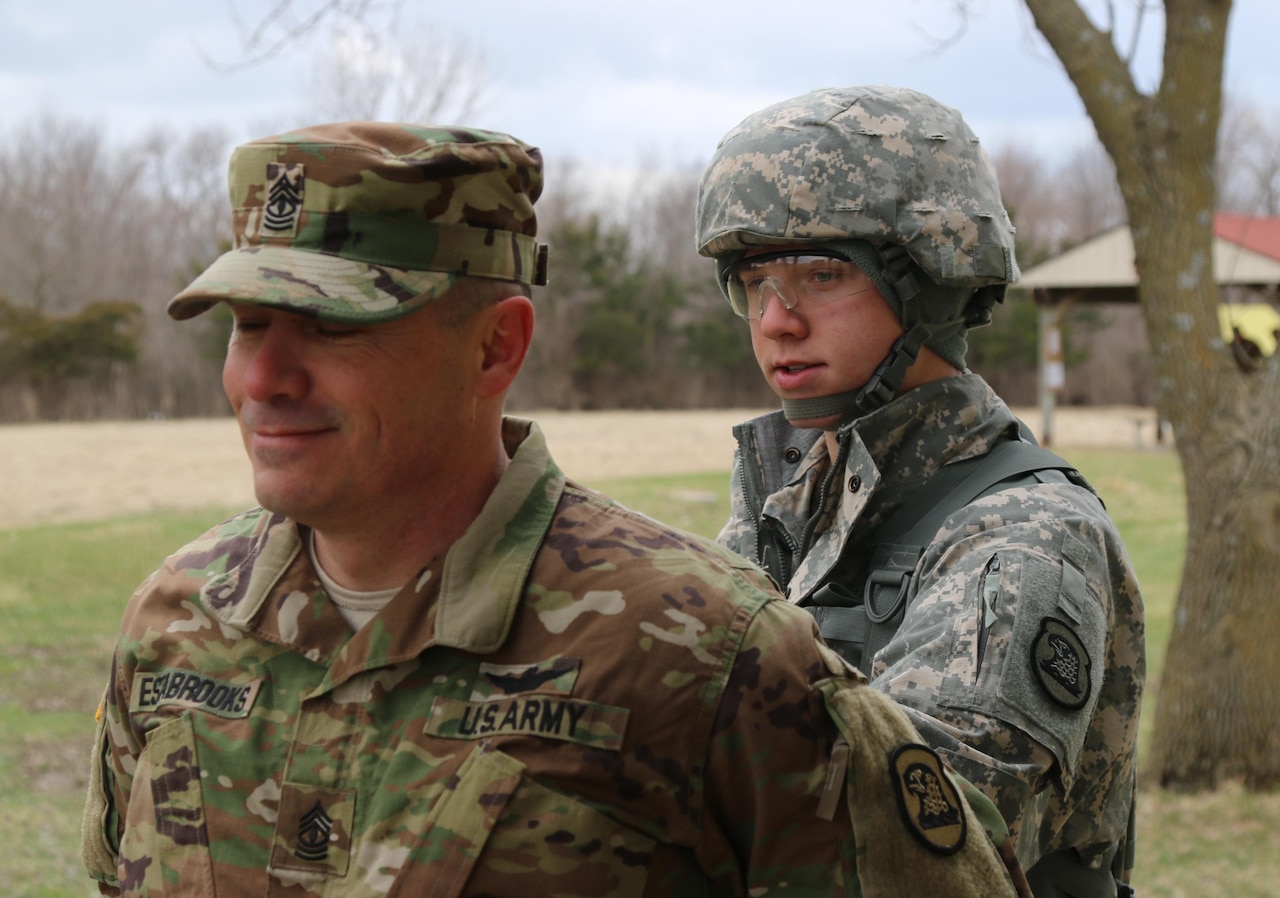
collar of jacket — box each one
[733,375,1016,602]
[739,374,1010,497]
[200,416,564,654]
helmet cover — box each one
[696,85,1019,295]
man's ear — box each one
[475,295,535,399]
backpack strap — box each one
[880,438,1087,545]
[807,429,1094,677]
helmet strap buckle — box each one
[852,323,931,416]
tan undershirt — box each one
[308,532,399,631]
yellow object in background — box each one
[1219,304,1280,356]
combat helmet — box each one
[695,85,1019,424]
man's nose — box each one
[241,324,309,402]
[755,281,806,334]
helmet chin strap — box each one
[780,323,932,429]
[779,316,962,430]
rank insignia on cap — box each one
[1031,617,1091,709]
[262,163,304,236]
[889,744,967,854]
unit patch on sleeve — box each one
[130,668,262,719]
[888,744,967,855]
[1031,617,1092,709]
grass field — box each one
[2,448,1278,896]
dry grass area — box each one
[0,405,1163,530]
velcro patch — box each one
[269,783,355,877]
[472,657,581,700]
[889,744,967,855]
[130,669,262,719]
[425,696,628,752]
[1031,617,1092,709]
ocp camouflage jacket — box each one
[83,417,1020,897]
[719,375,1145,873]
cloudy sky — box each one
[2,0,1277,177]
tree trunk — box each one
[1160,363,1280,789]
[1024,0,1280,789]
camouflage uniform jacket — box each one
[719,375,1145,872]
[82,416,1022,898]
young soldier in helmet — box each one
[696,86,1145,898]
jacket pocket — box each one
[82,687,120,889]
[118,713,217,896]
[391,745,655,898]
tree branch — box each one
[1021,0,1148,194]
[200,0,395,72]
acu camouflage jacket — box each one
[82,417,1022,898]
[719,375,1145,873]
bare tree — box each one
[208,2,492,125]
[0,116,235,419]
[0,115,146,315]
[507,158,596,410]
[1012,0,1280,790]
[127,126,237,412]
[991,140,1126,259]
[989,144,1060,258]
[302,22,492,124]
[1218,97,1280,216]
[619,158,706,277]
[1054,141,1126,244]
[206,0,399,71]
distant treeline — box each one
[7,102,1276,421]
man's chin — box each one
[252,476,317,522]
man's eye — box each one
[315,323,360,339]
[806,264,853,290]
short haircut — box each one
[436,277,527,330]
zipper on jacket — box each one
[735,424,766,560]
[737,423,805,588]
[798,427,853,559]
[976,554,1001,673]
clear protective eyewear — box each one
[724,252,878,321]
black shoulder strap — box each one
[807,428,1094,677]
[877,438,1084,548]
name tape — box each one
[425,695,628,752]
[130,669,262,719]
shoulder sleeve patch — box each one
[1030,617,1092,709]
[889,743,968,855]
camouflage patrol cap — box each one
[695,85,1019,294]
[168,122,549,323]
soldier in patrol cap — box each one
[81,121,1028,897]
[696,86,1145,897]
